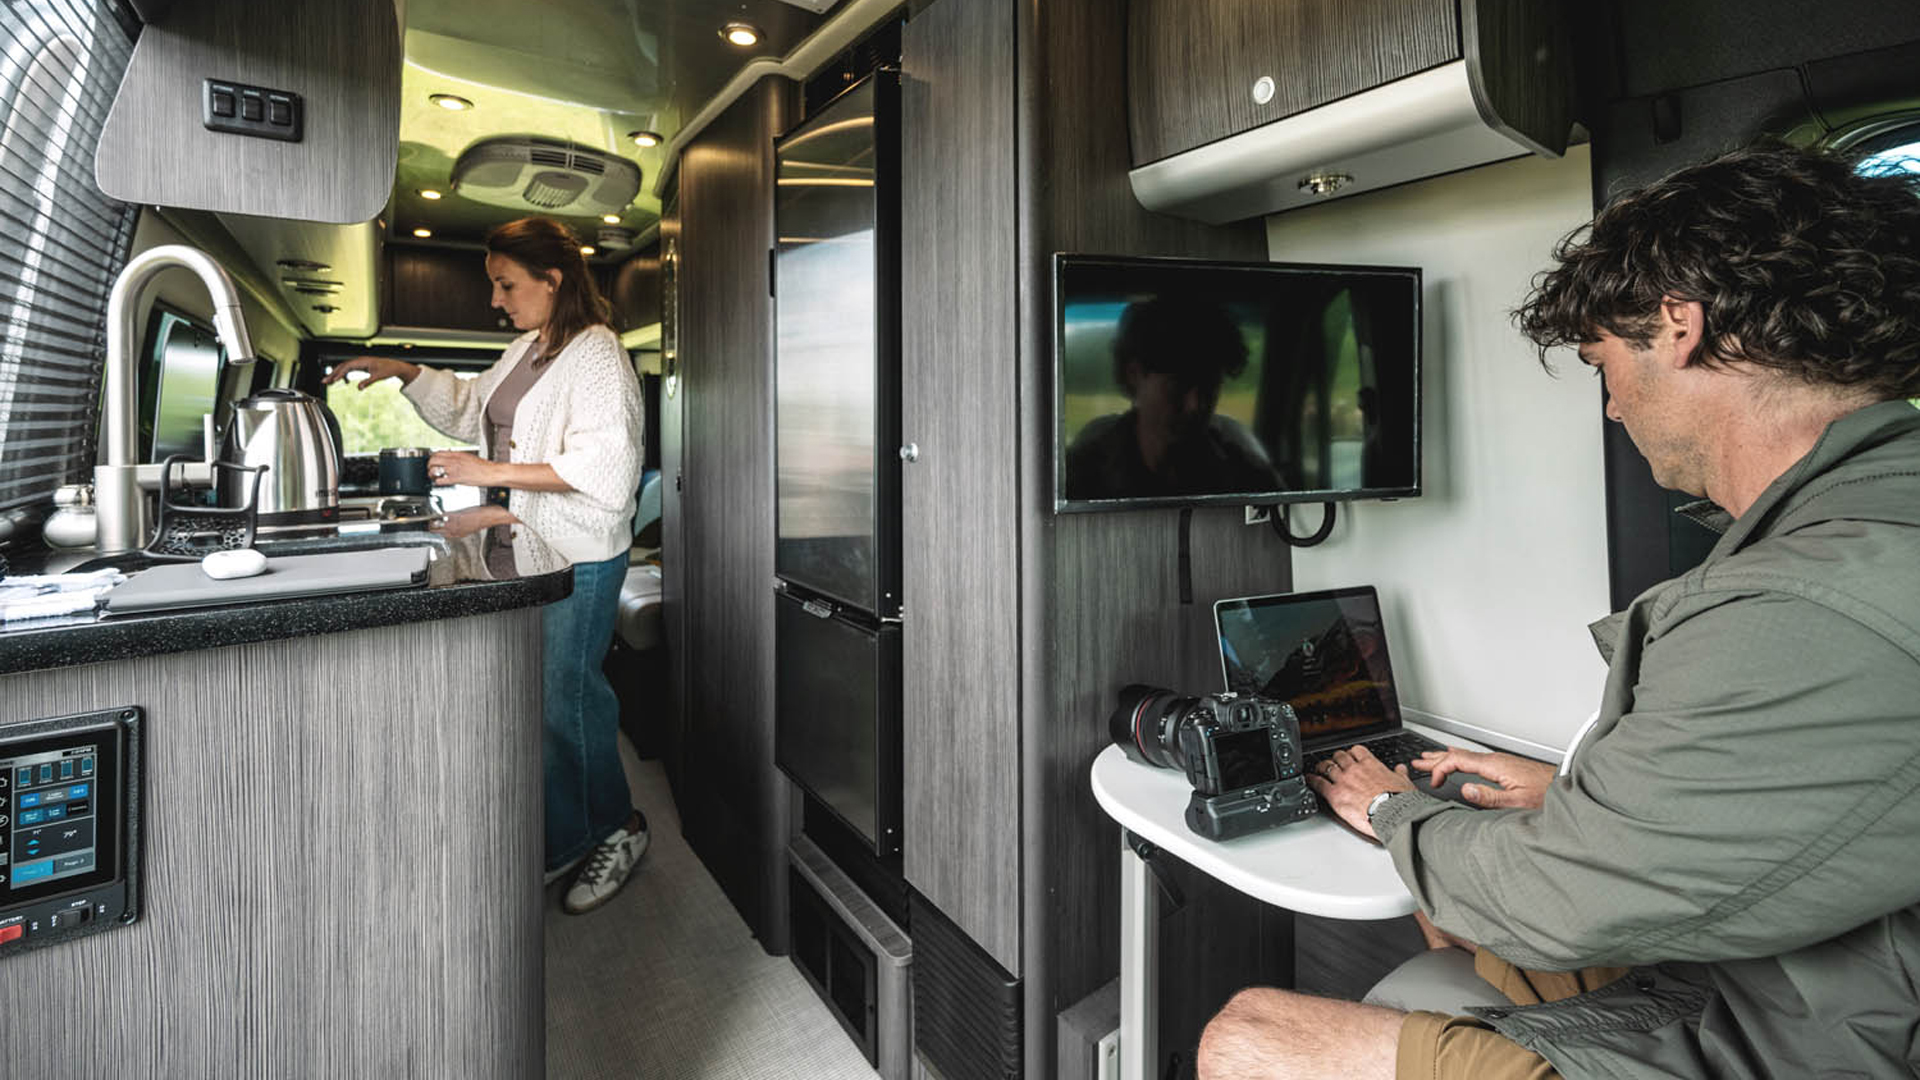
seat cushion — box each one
[1361,947,1510,1014]
[617,563,663,651]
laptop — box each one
[1214,585,1455,785]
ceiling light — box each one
[419,188,443,200]
[579,245,596,257]
[720,22,761,47]
[602,214,621,225]
[412,227,432,238]
[628,129,662,149]
[430,93,473,111]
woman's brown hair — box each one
[485,217,613,364]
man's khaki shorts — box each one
[1395,951,1629,1080]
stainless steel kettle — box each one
[218,388,343,524]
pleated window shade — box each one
[0,0,137,517]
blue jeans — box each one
[542,552,633,872]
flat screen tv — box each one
[1054,254,1422,512]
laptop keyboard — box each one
[1307,731,1448,774]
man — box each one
[1196,141,1920,1079]
[1062,295,1282,501]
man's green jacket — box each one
[1371,399,1920,1078]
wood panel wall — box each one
[0,612,545,1079]
[900,0,1024,977]
[95,0,400,224]
[1014,0,1290,1075]
[672,77,797,951]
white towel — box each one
[0,568,128,623]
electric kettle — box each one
[217,388,344,525]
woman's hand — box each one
[322,356,421,390]
[426,450,496,487]
[429,505,512,540]
[1412,747,1558,810]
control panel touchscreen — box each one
[0,707,141,957]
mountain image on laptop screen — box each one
[1218,591,1402,740]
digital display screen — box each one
[1056,256,1421,511]
[1217,587,1403,744]
[1,726,118,906]
[1213,728,1278,791]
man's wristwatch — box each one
[1365,790,1396,823]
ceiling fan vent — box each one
[452,136,641,215]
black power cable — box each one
[1269,501,1337,547]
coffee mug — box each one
[378,447,432,495]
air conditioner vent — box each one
[451,136,642,216]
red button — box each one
[0,924,22,943]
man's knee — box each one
[1197,986,1294,1079]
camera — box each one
[1109,684,1316,840]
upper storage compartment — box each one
[95,0,400,225]
[1127,0,1573,223]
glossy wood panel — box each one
[673,78,796,950]
[384,244,514,334]
[1462,0,1576,156]
[900,0,1024,976]
[0,612,544,1079]
[1017,0,1283,1073]
[1126,0,1458,166]
[95,0,400,224]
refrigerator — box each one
[772,70,903,857]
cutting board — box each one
[104,548,431,614]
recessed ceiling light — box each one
[412,227,432,238]
[628,129,662,149]
[720,22,761,47]
[429,93,473,111]
[579,245,596,257]
[419,188,443,200]
[602,214,622,225]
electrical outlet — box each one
[1097,1028,1121,1080]
[1244,505,1272,526]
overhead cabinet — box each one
[1127,0,1574,222]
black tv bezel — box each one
[1051,252,1424,514]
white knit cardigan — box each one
[403,325,644,569]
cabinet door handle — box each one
[899,443,919,463]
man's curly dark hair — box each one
[1515,140,1920,399]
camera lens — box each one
[1109,683,1198,771]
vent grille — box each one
[527,147,568,167]
[572,154,604,175]
[911,894,1021,1080]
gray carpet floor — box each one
[545,738,882,1080]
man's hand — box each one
[1411,747,1557,810]
[1304,744,1416,842]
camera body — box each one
[1111,685,1316,841]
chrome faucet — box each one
[95,245,259,553]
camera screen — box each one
[1214,728,1278,790]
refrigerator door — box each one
[773,72,900,617]
[774,590,902,856]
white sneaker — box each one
[563,815,649,915]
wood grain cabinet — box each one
[1128,0,1572,168]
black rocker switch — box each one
[203,79,303,143]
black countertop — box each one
[0,521,573,677]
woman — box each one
[324,217,646,915]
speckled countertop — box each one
[0,525,573,677]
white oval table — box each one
[1089,722,1484,1080]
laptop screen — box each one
[1214,586,1404,744]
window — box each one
[0,1,136,526]
[139,306,224,461]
